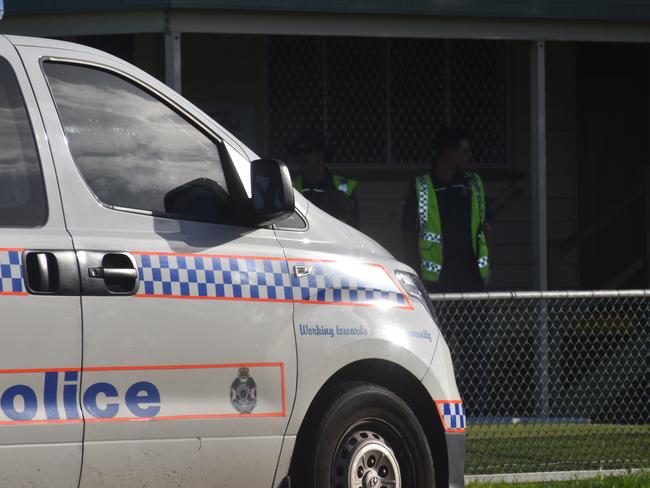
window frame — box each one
[272,208,309,232]
[0,55,49,228]
[40,56,252,226]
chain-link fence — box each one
[430,290,650,475]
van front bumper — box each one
[446,431,466,488]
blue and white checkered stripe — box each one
[422,232,441,244]
[437,401,466,432]
[289,260,407,306]
[0,250,24,294]
[137,254,293,300]
[136,253,409,307]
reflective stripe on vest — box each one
[415,175,443,283]
[293,174,357,197]
[415,172,490,284]
[422,261,442,274]
[467,172,490,283]
[332,174,357,196]
[293,175,304,191]
[422,231,442,243]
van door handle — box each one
[31,252,53,291]
[89,267,138,280]
[77,251,140,296]
[23,250,80,295]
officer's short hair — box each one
[288,129,327,154]
[434,127,470,157]
[287,128,333,161]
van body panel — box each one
[2,34,465,488]
[18,42,296,487]
[0,35,82,488]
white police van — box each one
[0,23,465,488]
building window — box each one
[269,37,509,167]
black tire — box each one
[308,382,435,488]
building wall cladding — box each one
[501,42,579,290]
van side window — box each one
[43,62,230,223]
[0,57,47,227]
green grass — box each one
[467,472,650,487]
[466,423,650,475]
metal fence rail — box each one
[430,290,650,475]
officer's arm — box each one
[349,192,360,229]
[402,181,420,271]
[483,192,494,261]
[403,231,420,271]
[484,221,493,261]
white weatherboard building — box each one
[4,0,650,291]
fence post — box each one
[645,167,650,286]
[531,40,550,418]
[531,40,548,291]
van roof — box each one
[5,35,114,57]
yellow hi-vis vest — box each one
[293,174,357,197]
[415,172,490,284]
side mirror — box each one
[250,158,295,224]
[164,178,232,223]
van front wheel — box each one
[311,383,435,488]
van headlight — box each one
[394,270,437,321]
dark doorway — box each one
[577,43,649,289]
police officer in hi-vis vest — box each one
[402,127,492,293]
[288,129,359,227]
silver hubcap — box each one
[332,430,401,488]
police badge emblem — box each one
[230,367,257,414]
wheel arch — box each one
[288,358,449,487]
